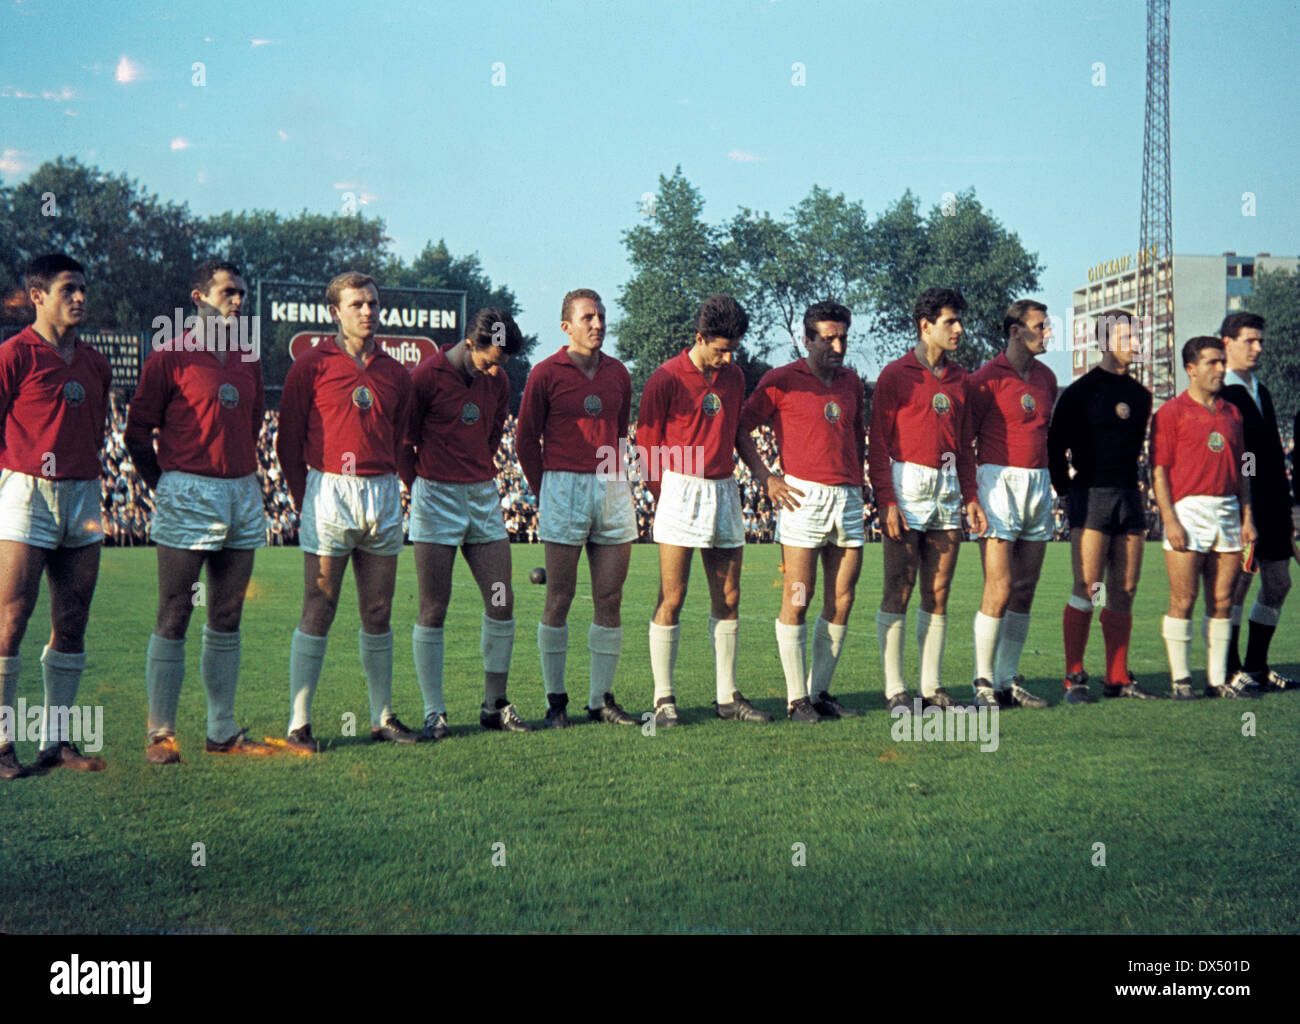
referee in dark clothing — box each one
[1219,312,1297,692]
[1048,309,1160,702]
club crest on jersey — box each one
[702,392,722,417]
[352,385,375,411]
[1020,393,1035,413]
[1207,431,1226,453]
[62,380,86,408]
[1115,402,1131,420]
[217,383,239,409]
[932,392,951,416]
[461,402,481,425]
[583,394,603,417]
[824,400,842,424]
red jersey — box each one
[516,346,631,495]
[868,351,977,506]
[0,327,111,480]
[1152,390,1245,502]
[739,359,865,486]
[636,349,745,498]
[276,337,411,508]
[126,337,265,478]
[965,353,1057,469]
[404,344,509,483]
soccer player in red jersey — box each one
[516,289,640,728]
[964,300,1056,709]
[1152,337,1256,699]
[740,300,867,722]
[402,307,533,737]
[127,260,277,763]
[1047,309,1157,701]
[638,295,773,727]
[869,288,986,712]
[0,254,110,778]
[274,272,418,754]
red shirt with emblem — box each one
[276,337,412,508]
[965,352,1058,469]
[126,336,265,478]
[739,359,865,486]
[636,349,745,498]
[868,351,977,506]
[516,346,631,496]
[0,327,111,480]
[1152,390,1245,502]
[404,344,509,484]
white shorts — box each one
[409,477,508,546]
[652,470,744,549]
[0,470,102,549]
[776,474,864,549]
[977,464,1053,542]
[891,461,962,532]
[151,471,267,551]
[298,468,404,557]
[1163,495,1242,553]
[539,470,637,547]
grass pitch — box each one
[2,543,1297,934]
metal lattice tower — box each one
[1138,0,1173,400]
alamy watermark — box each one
[150,309,261,361]
[890,699,999,752]
[596,438,707,482]
[2,699,103,751]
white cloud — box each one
[197,171,207,184]
[333,181,357,190]
[42,86,75,101]
[250,38,273,47]
[728,150,762,163]
[0,148,31,174]
[170,137,191,151]
[115,55,142,83]
[277,129,289,141]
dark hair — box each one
[1003,299,1047,340]
[561,288,602,323]
[191,260,243,297]
[803,300,851,341]
[24,253,85,293]
[697,294,749,340]
[468,306,523,355]
[326,271,379,308]
[913,287,967,335]
[1219,311,1265,339]
[1095,308,1135,350]
[1182,336,1225,369]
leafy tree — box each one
[1246,267,1300,437]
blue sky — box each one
[3,0,1298,379]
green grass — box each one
[2,543,1297,934]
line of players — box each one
[1,253,1295,776]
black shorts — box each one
[1253,498,1295,562]
[1068,485,1146,536]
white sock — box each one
[916,610,948,697]
[973,611,1001,686]
[1162,615,1192,682]
[876,610,906,697]
[649,622,679,703]
[481,613,515,676]
[40,646,85,751]
[288,628,328,733]
[1249,600,1282,627]
[412,624,445,719]
[709,617,739,705]
[588,623,622,710]
[1067,594,1093,613]
[0,655,20,746]
[200,625,241,744]
[775,620,807,705]
[1206,617,1232,688]
[538,623,568,697]
[807,616,847,699]
[359,629,394,729]
[995,610,1031,689]
[146,633,186,739]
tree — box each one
[384,239,539,412]
[0,157,200,330]
[615,167,749,401]
[1246,267,1300,437]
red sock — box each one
[1100,608,1132,685]
[1062,603,1093,679]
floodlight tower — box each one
[1138,0,1174,401]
